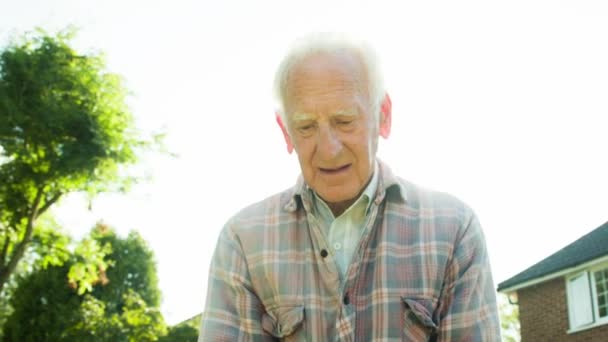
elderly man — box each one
[199,34,500,341]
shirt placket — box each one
[338,191,385,340]
[301,194,346,338]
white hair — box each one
[273,33,386,131]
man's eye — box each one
[336,120,355,128]
[297,125,315,134]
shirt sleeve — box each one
[436,212,502,341]
[198,223,274,342]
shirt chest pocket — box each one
[402,297,438,342]
[262,304,306,341]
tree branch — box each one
[0,233,10,267]
[36,192,62,219]
[0,187,43,294]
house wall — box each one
[518,277,608,341]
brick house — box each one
[497,221,608,341]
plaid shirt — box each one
[199,161,501,341]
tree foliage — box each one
[90,223,161,309]
[1,224,167,341]
[63,290,166,342]
[158,324,199,342]
[0,28,146,294]
[0,215,72,335]
[159,313,200,342]
[498,293,521,342]
[2,263,81,341]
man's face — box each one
[283,52,380,205]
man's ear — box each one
[275,112,294,154]
[379,93,392,139]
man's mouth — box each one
[319,164,351,174]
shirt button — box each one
[320,249,328,258]
[333,242,342,250]
[343,294,350,305]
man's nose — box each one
[317,126,343,159]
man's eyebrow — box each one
[290,110,359,123]
[291,112,316,122]
[330,110,359,117]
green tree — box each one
[159,313,200,342]
[498,293,521,342]
[90,223,161,309]
[64,290,166,342]
[0,28,146,294]
[158,325,199,342]
[2,224,167,341]
[1,263,80,341]
[0,215,72,337]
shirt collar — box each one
[284,159,407,213]
[363,161,379,209]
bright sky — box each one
[2,0,607,325]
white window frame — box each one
[590,265,608,325]
[566,262,608,333]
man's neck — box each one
[327,198,357,218]
[324,167,377,217]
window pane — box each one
[595,271,607,289]
[595,268,608,319]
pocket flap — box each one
[262,305,305,338]
[401,297,438,330]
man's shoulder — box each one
[401,177,470,206]
[224,186,297,232]
[389,176,476,221]
[384,176,482,242]
[379,161,472,213]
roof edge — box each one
[498,253,608,293]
